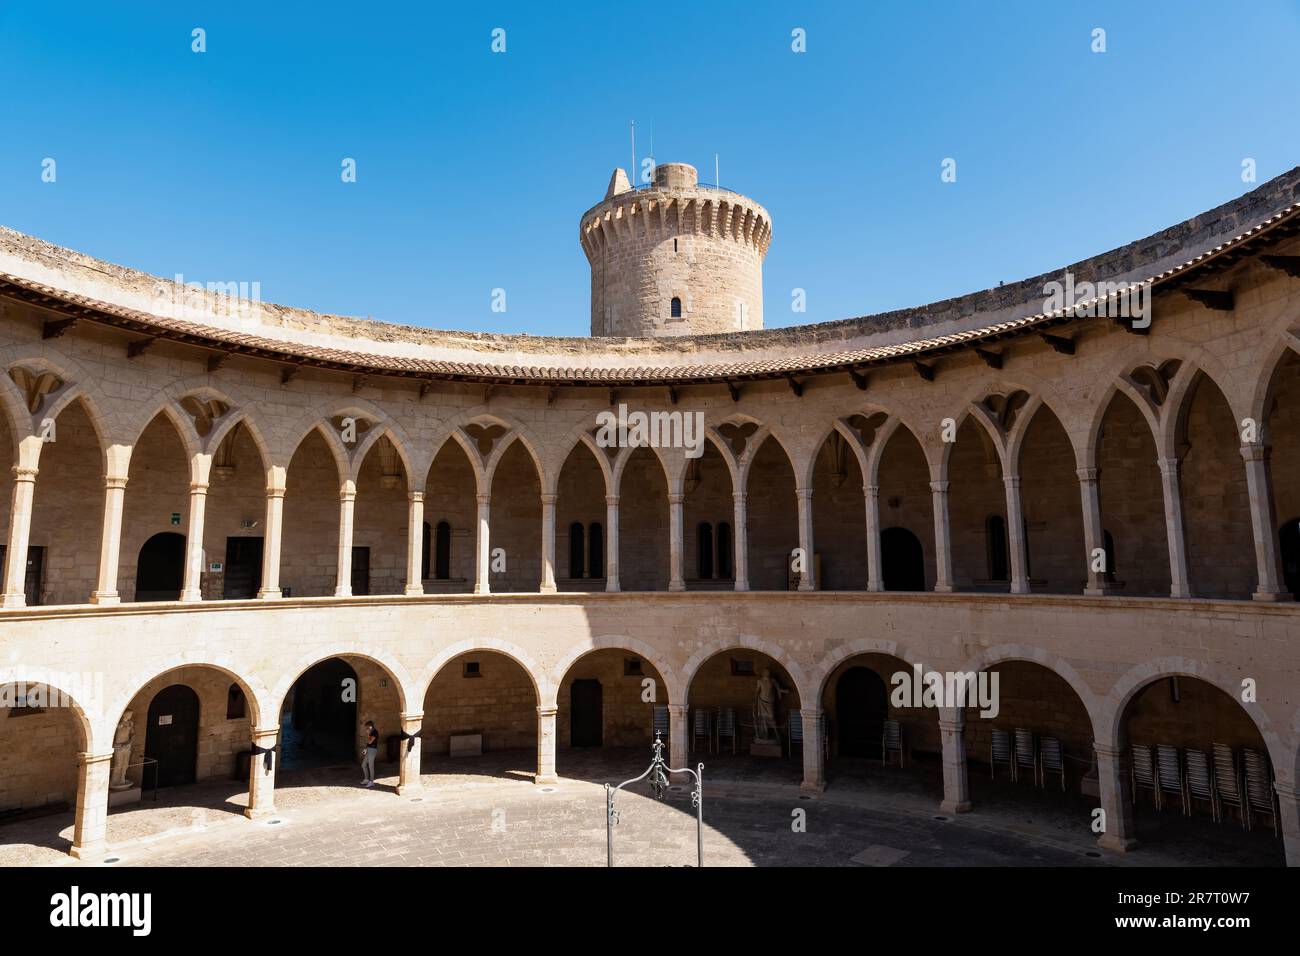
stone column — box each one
[90,474,129,605]
[1077,467,1108,595]
[539,493,557,593]
[397,712,424,795]
[938,714,971,813]
[732,491,750,591]
[1094,741,1137,851]
[668,492,685,592]
[668,704,689,782]
[334,480,356,597]
[930,479,955,592]
[800,708,825,792]
[1003,474,1029,594]
[1240,445,1289,600]
[70,750,113,860]
[258,470,286,599]
[535,706,557,784]
[179,478,210,602]
[864,483,883,592]
[474,492,491,595]
[404,491,425,596]
[796,486,816,591]
[605,494,620,592]
[1157,457,1192,598]
[244,726,279,819]
[1276,780,1300,867]
[1,464,38,608]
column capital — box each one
[668,492,685,505]
[929,480,949,494]
[10,465,38,481]
[1075,466,1100,482]
[863,483,880,497]
[799,706,823,719]
[540,493,557,506]
[667,703,688,716]
[796,486,814,502]
[1093,741,1124,759]
[1157,456,1181,477]
[1001,473,1021,489]
[189,481,210,494]
[265,485,286,498]
[1274,779,1299,802]
[103,474,129,490]
[1239,442,1271,463]
[732,490,748,504]
[605,494,620,507]
[408,490,425,503]
[77,750,115,766]
[476,492,492,506]
[251,726,280,742]
[937,717,965,733]
[339,487,357,502]
[536,706,558,718]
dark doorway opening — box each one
[135,532,185,601]
[836,667,888,757]
[351,546,370,595]
[0,544,44,605]
[570,678,603,747]
[223,536,263,599]
[144,684,200,787]
[282,658,359,770]
[880,527,925,591]
[1280,517,1300,598]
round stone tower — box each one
[580,162,772,337]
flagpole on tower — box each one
[630,121,637,188]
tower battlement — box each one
[580,162,771,337]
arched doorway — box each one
[135,532,185,601]
[144,684,200,787]
[881,527,925,591]
[557,649,671,778]
[835,667,887,757]
[282,658,359,769]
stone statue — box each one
[753,668,788,742]
[110,710,134,791]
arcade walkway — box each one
[0,749,1281,867]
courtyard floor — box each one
[0,749,1284,867]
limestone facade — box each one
[1,167,1300,864]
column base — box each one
[473,585,490,596]
[933,584,956,593]
[89,592,120,606]
[257,588,282,600]
[1083,584,1123,596]
[1169,588,1192,599]
[179,590,203,603]
[605,582,620,593]
[800,780,826,794]
[539,583,557,594]
[669,581,686,592]
[534,774,558,786]
[68,841,106,861]
[734,580,749,592]
[1097,833,1137,852]
[939,799,972,814]
[2,592,27,609]
[797,583,816,592]
[403,586,425,596]
[396,782,423,796]
[334,588,353,598]
[244,805,276,821]
[1253,588,1293,602]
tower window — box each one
[670,297,682,318]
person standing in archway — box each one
[361,720,379,787]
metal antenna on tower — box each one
[715,153,720,189]
[630,121,637,188]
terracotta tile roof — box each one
[3,196,1299,387]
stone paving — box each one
[0,749,1284,867]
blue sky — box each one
[2,2,1298,336]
